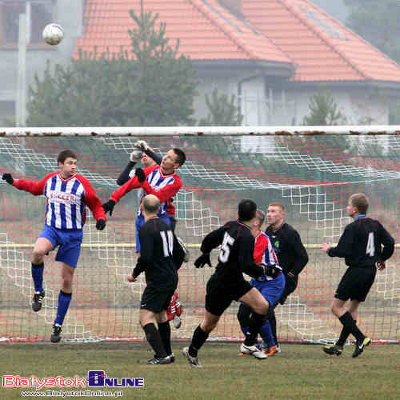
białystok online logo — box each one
[1,370,144,389]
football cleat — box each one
[173,315,182,329]
[182,347,202,368]
[265,345,279,357]
[51,324,62,343]
[323,344,343,356]
[147,355,173,365]
[352,337,371,358]
[240,343,267,359]
[32,291,45,312]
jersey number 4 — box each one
[219,232,235,263]
[366,232,375,257]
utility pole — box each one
[16,13,27,127]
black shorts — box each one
[335,265,377,302]
[205,273,253,317]
[140,284,176,313]
[279,274,298,305]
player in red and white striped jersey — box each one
[237,209,285,358]
[2,150,106,343]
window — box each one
[0,0,54,45]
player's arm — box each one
[4,172,56,196]
[132,225,154,278]
[194,225,227,268]
[117,162,136,186]
[378,223,395,262]
[77,175,106,230]
[134,140,162,165]
[116,149,144,185]
[172,234,185,270]
[288,230,309,276]
[326,226,354,258]
[239,236,266,278]
[141,175,182,203]
[108,165,158,204]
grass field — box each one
[1,342,399,400]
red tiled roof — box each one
[243,0,400,82]
[74,0,291,65]
[75,0,400,83]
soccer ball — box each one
[42,23,64,46]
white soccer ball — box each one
[42,23,64,46]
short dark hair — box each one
[57,150,78,164]
[350,193,369,214]
[238,199,257,222]
[173,148,186,166]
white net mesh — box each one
[0,127,399,343]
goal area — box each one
[0,126,399,344]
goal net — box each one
[0,126,399,344]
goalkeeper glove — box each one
[102,200,116,216]
[130,149,143,163]
[96,219,106,230]
[135,168,146,183]
[194,253,211,268]
[134,140,149,152]
[2,173,13,185]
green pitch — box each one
[1,342,399,399]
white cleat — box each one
[240,343,267,359]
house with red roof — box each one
[1,0,400,125]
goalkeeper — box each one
[112,141,188,328]
[2,150,106,343]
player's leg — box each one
[239,287,269,347]
[335,300,361,348]
[183,310,220,368]
[51,229,82,343]
[349,268,376,357]
[258,274,285,356]
[31,229,56,312]
[140,285,175,364]
[135,214,145,254]
[51,263,75,343]
[155,310,175,361]
[140,309,170,364]
[155,288,177,361]
[183,275,229,367]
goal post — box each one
[0,126,399,343]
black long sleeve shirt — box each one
[201,220,265,281]
[133,217,181,287]
[328,217,394,267]
[116,149,162,186]
[265,223,308,276]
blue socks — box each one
[54,290,72,326]
[31,262,44,292]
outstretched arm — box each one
[117,161,136,186]
[110,165,158,204]
[11,172,57,196]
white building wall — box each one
[289,88,389,125]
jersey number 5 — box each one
[366,232,375,257]
[219,232,235,263]
[160,231,174,257]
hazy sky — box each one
[313,0,349,22]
